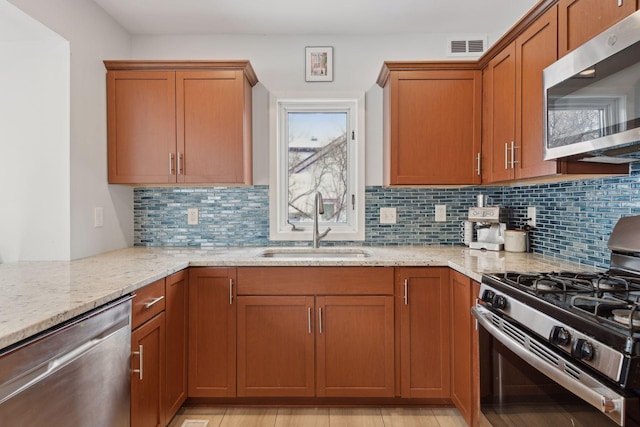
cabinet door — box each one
[176,70,251,184]
[484,44,516,183]
[165,270,187,421]
[451,270,473,426]
[237,296,315,397]
[558,0,637,56]
[388,70,481,185]
[131,312,165,427]
[107,71,176,184]
[316,295,395,397]
[397,267,450,398]
[515,6,559,180]
[188,268,237,397]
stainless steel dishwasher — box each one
[0,296,132,426]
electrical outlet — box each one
[527,206,537,228]
[187,208,199,225]
[435,205,447,222]
[380,207,397,224]
[94,207,104,228]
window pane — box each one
[287,112,348,224]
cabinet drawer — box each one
[132,278,166,329]
[237,267,394,295]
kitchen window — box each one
[269,95,365,241]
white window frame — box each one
[269,92,365,242]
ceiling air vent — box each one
[446,36,487,57]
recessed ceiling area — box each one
[91,0,539,36]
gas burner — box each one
[533,279,561,291]
[612,309,640,327]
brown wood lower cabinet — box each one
[131,311,165,427]
[236,267,395,398]
[165,270,188,421]
[396,267,450,398]
[450,269,481,427]
[188,267,237,397]
[237,296,315,397]
[131,278,166,427]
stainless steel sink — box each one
[258,248,373,259]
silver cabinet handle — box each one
[318,307,323,334]
[476,152,481,176]
[169,153,175,175]
[504,142,509,170]
[132,344,143,380]
[511,141,518,166]
[229,279,233,305]
[308,307,312,334]
[144,296,164,309]
[177,152,183,175]
[404,279,408,305]
[618,0,623,6]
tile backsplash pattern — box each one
[134,163,640,269]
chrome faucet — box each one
[313,192,331,248]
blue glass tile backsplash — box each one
[134,163,640,269]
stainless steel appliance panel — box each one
[0,297,132,427]
[543,9,640,163]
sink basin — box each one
[258,248,373,259]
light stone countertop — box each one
[0,246,598,350]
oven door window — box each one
[479,326,629,427]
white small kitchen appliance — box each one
[467,205,506,251]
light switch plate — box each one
[94,207,104,228]
[187,208,199,225]
[435,205,447,222]
[380,207,397,224]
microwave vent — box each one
[446,36,487,56]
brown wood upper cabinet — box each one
[482,6,627,183]
[105,61,258,185]
[236,267,395,398]
[377,63,482,185]
[483,7,559,183]
[558,0,638,57]
[395,267,450,398]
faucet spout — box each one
[313,192,331,248]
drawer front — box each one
[132,278,166,329]
[237,267,394,295]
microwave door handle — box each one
[472,306,626,426]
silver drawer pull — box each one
[404,279,408,305]
[318,307,323,334]
[132,344,143,380]
[308,307,312,334]
[144,296,164,309]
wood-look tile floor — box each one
[168,407,468,427]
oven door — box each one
[472,304,640,427]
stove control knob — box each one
[549,326,571,346]
[572,339,595,361]
[481,290,495,303]
[492,294,507,310]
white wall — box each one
[0,2,70,262]
[6,0,133,260]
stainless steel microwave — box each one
[543,10,640,164]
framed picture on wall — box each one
[305,46,333,82]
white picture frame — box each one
[305,46,333,82]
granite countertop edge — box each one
[0,246,596,350]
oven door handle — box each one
[472,305,626,426]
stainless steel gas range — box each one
[473,215,640,427]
